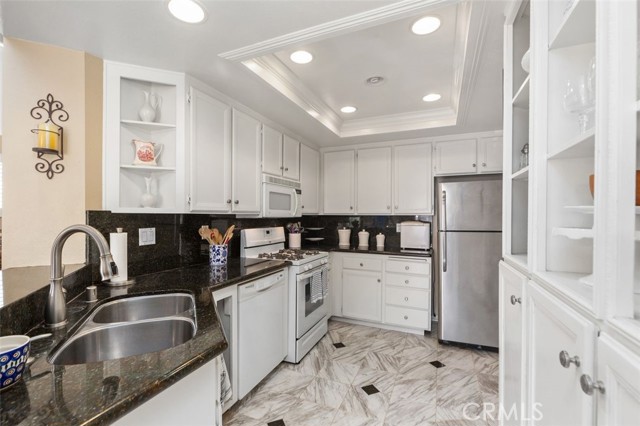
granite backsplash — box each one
[86,211,432,281]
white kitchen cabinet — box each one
[594,333,640,426]
[114,357,221,426]
[188,85,232,212]
[525,281,595,426]
[499,261,527,426]
[342,267,382,323]
[299,144,320,214]
[393,143,433,215]
[356,147,392,214]
[433,139,477,175]
[328,252,343,317]
[262,126,300,181]
[323,150,355,214]
[478,136,503,173]
[231,109,261,214]
[104,61,186,212]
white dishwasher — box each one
[238,269,288,399]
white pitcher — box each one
[138,91,162,122]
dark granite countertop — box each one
[0,258,288,426]
[314,245,432,258]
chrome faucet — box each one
[45,225,119,327]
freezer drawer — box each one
[439,231,501,347]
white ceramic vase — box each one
[138,91,162,122]
[141,176,157,208]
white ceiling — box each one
[0,0,505,147]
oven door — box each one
[296,264,329,339]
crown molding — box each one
[219,0,458,62]
[339,108,457,138]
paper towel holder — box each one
[105,227,136,287]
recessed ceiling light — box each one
[422,93,442,102]
[341,106,357,113]
[168,0,207,23]
[290,50,313,64]
[411,16,441,35]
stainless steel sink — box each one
[49,318,196,365]
[48,292,198,365]
[91,293,195,323]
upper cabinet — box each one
[188,84,232,213]
[393,143,433,215]
[299,144,320,214]
[356,147,392,214]
[104,62,186,213]
[231,109,262,214]
[262,125,300,181]
[433,138,503,176]
[323,150,355,214]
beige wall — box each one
[2,38,103,268]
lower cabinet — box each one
[212,285,238,412]
[342,268,382,322]
[525,281,596,426]
[499,261,526,426]
[114,356,222,426]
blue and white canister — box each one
[209,244,228,266]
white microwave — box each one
[262,175,302,218]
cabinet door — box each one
[433,139,477,175]
[478,137,503,173]
[394,143,433,214]
[329,253,343,316]
[323,150,355,214]
[262,124,283,176]
[526,281,595,426]
[595,333,640,426]
[282,135,300,180]
[499,261,527,426]
[357,147,392,214]
[342,269,382,322]
[189,87,232,212]
[300,144,319,214]
[231,109,262,213]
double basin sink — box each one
[48,293,197,365]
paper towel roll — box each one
[109,230,128,282]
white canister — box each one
[376,233,385,249]
[338,228,351,247]
[358,229,370,248]
[289,233,301,249]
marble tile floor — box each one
[223,320,499,426]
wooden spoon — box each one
[222,225,235,245]
[212,228,223,245]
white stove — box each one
[240,227,329,363]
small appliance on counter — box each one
[338,228,351,248]
[400,221,431,252]
[376,233,385,250]
[358,229,370,249]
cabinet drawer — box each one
[343,257,382,272]
[386,273,430,290]
[385,305,430,329]
[385,286,430,310]
[386,258,430,275]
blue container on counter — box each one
[209,244,228,266]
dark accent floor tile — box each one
[430,360,445,368]
[361,384,380,395]
[267,420,286,426]
[333,342,346,348]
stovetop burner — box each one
[257,248,323,261]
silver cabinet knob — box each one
[510,295,522,305]
[302,205,305,209]
[280,166,284,170]
[234,200,239,204]
[350,206,353,210]
[405,266,410,270]
[404,315,408,320]
[395,205,398,209]
[285,167,289,171]
[405,280,409,284]
[404,297,409,302]
[387,205,391,209]
[472,163,476,168]
[580,374,605,395]
[226,199,232,204]
[559,350,581,368]
[377,279,381,283]
[360,263,364,267]
[482,162,487,167]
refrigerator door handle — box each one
[442,190,447,272]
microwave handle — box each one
[292,189,301,216]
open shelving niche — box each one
[118,77,178,211]
[541,0,596,310]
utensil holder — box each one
[209,244,228,266]
[289,233,301,249]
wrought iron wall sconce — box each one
[30,93,69,179]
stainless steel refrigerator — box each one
[435,175,502,348]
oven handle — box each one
[297,266,327,283]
